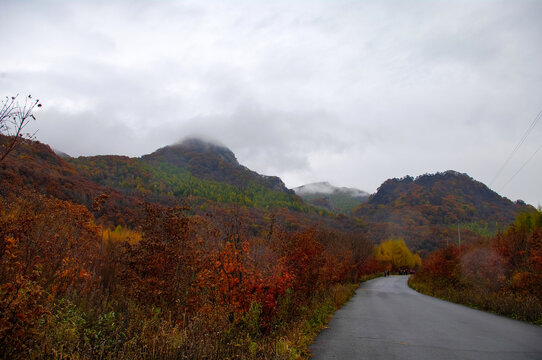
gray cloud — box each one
[0,0,541,206]
[157,104,351,174]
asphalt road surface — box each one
[309,276,542,360]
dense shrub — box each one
[410,210,542,324]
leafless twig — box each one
[0,94,41,162]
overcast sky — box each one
[1,0,541,206]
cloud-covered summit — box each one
[294,182,369,198]
[1,0,541,205]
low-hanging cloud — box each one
[157,104,355,175]
[0,0,541,205]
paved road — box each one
[310,276,542,359]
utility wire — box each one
[499,141,542,191]
[490,108,542,186]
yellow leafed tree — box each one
[375,238,422,270]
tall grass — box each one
[408,276,542,325]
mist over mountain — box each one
[62,136,309,212]
[294,182,370,213]
[295,182,369,197]
[142,137,292,194]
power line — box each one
[490,108,542,186]
[499,141,542,191]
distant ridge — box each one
[52,148,71,158]
[295,181,369,197]
[293,181,370,213]
[61,136,309,211]
[0,134,139,223]
[353,170,533,253]
[1,134,531,251]
[142,137,293,194]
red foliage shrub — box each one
[0,190,101,357]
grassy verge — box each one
[408,276,542,325]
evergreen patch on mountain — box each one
[353,170,533,253]
[2,135,531,252]
[143,138,292,194]
[294,181,370,213]
[67,137,306,211]
[1,135,366,234]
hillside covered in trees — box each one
[1,133,536,359]
[0,134,389,359]
[293,181,370,214]
[353,171,533,254]
[410,209,542,324]
[66,137,313,213]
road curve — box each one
[309,276,542,360]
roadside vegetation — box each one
[4,98,531,358]
[409,209,542,324]
[0,125,427,359]
[0,187,385,359]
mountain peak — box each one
[294,181,370,198]
[294,182,334,195]
[151,137,242,168]
[293,181,370,213]
[141,137,293,194]
[355,170,533,252]
[177,136,227,151]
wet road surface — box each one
[310,276,542,359]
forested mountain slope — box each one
[67,137,308,211]
[144,138,292,193]
[0,134,375,359]
[294,181,370,213]
[353,171,533,253]
[2,134,537,358]
[0,135,139,225]
[0,135,369,235]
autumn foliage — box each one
[0,184,375,358]
[374,238,421,271]
[410,209,542,324]
[2,134,535,358]
[354,171,533,255]
[0,190,100,357]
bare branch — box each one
[0,94,41,162]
